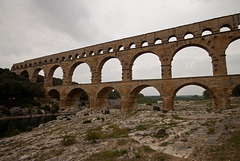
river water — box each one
[0,115,57,138]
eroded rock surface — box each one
[0,100,240,161]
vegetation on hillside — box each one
[0,68,45,108]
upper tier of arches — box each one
[12,13,240,70]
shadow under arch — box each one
[69,61,92,84]
[129,84,161,110]
[230,83,240,108]
[65,88,89,108]
[173,83,216,109]
[172,45,213,78]
[98,56,122,82]
[131,51,161,80]
[46,89,60,102]
[20,70,29,79]
[96,86,121,110]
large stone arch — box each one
[97,56,122,82]
[227,76,240,94]
[32,68,46,83]
[171,45,213,77]
[46,89,60,102]
[65,88,89,108]
[130,51,161,80]
[67,60,92,84]
[172,82,216,109]
[96,86,122,110]
[225,36,240,75]
[46,65,64,86]
[128,84,161,111]
[171,43,211,60]
[20,70,29,78]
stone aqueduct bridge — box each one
[12,13,240,112]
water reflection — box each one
[0,115,57,137]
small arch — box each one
[82,52,87,57]
[20,65,23,68]
[98,49,103,55]
[142,41,148,47]
[16,66,19,69]
[129,43,136,49]
[56,58,59,63]
[220,26,231,33]
[97,87,121,110]
[34,62,37,66]
[39,61,42,65]
[75,54,80,59]
[50,59,53,63]
[108,47,113,53]
[25,64,28,67]
[90,51,95,56]
[44,60,48,63]
[184,33,194,39]
[154,38,162,45]
[61,57,66,61]
[118,45,124,51]
[46,89,60,102]
[202,28,212,36]
[68,55,73,60]
[20,70,29,79]
[29,63,32,67]
[168,36,177,42]
[65,88,89,108]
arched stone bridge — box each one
[11,13,240,112]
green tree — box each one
[203,90,211,99]
[0,68,45,107]
[108,90,120,99]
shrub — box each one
[5,126,21,137]
[207,128,215,134]
[153,106,160,111]
[85,130,101,143]
[83,120,91,124]
[136,125,147,131]
[89,149,127,160]
[172,115,183,120]
[142,146,155,153]
[50,103,59,113]
[43,105,50,111]
[61,134,76,146]
[25,126,33,132]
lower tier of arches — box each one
[45,75,240,112]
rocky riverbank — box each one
[0,99,239,161]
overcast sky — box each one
[0,0,240,96]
